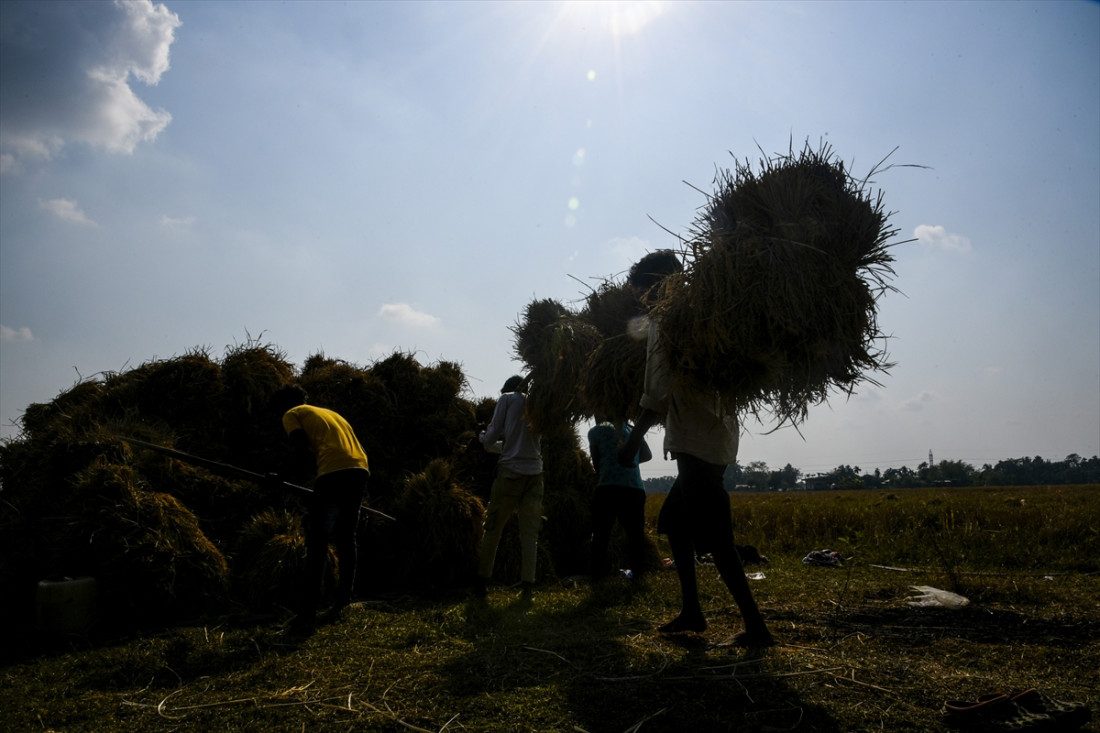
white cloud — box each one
[914,224,972,253]
[980,365,1003,377]
[39,198,97,226]
[160,214,195,228]
[379,303,441,328]
[0,325,34,342]
[0,0,180,164]
[900,390,936,412]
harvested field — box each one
[3,486,1096,732]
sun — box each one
[559,0,667,37]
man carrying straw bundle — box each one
[618,251,774,647]
[271,385,370,633]
[473,375,544,600]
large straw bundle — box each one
[220,343,296,466]
[73,459,229,625]
[138,458,269,551]
[365,352,476,502]
[393,459,485,589]
[233,509,335,610]
[577,281,648,423]
[511,299,601,432]
[105,349,225,448]
[657,141,898,424]
[538,426,598,577]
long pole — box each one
[119,436,396,522]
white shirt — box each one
[639,319,739,466]
[479,391,543,475]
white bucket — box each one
[36,577,98,634]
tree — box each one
[768,463,800,490]
[861,467,883,489]
[883,466,917,487]
[831,464,862,489]
[743,461,769,491]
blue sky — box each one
[2,0,1098,478]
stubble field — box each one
[3,485,1097,732]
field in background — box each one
[3,485,1097,732]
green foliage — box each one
[649,485,1100,572]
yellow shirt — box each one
[282,405,369,477]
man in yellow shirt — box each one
[271,385,369,631]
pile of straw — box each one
[2,341,508,625]
[511,300,601,433]
[538,426,598,576]
[511,292,647,429]
[233,509,335,610]
[657,141,898,424]
[72,459,230,625]
[393,459,484,589]
[300,351,475,503]
[578,282,648,424]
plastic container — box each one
[36,577,98,634]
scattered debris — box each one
[906,586,969,609]
[802,549,844,567]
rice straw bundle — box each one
[580,281,646,338]
[511,300,601,432]
[657,141,898,425]
[73,459,229,623]
[233,509,333,610]
[393,458,485,588]
[538,426,597,576]
[580,336,646,424]
[577,281,648,423]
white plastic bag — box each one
[905,585,969,609]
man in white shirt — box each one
[619,251,774,647]
[473,375,543,599]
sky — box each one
[1,0,1098,480]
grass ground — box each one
[3,486,1098,732]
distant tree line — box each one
[642,454,1100,492]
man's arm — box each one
[286,428,315,480]
[480,396,509,446]
[618,408,661,466]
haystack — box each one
[393,459,485,589]
[105,349,225,452]
[450,397,502,501]
[657,141,898,424]
[137,458,270,552]
[538,426,598,577]
[572,282,648,423]
[220,343,296,468]
[233,509,335,611]
[72,459,229,625]
[511,299,601,432]
[300,351,477,503]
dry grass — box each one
[4,485,1096,732]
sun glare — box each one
[561,0,666,37]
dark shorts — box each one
[656,453,733,553]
